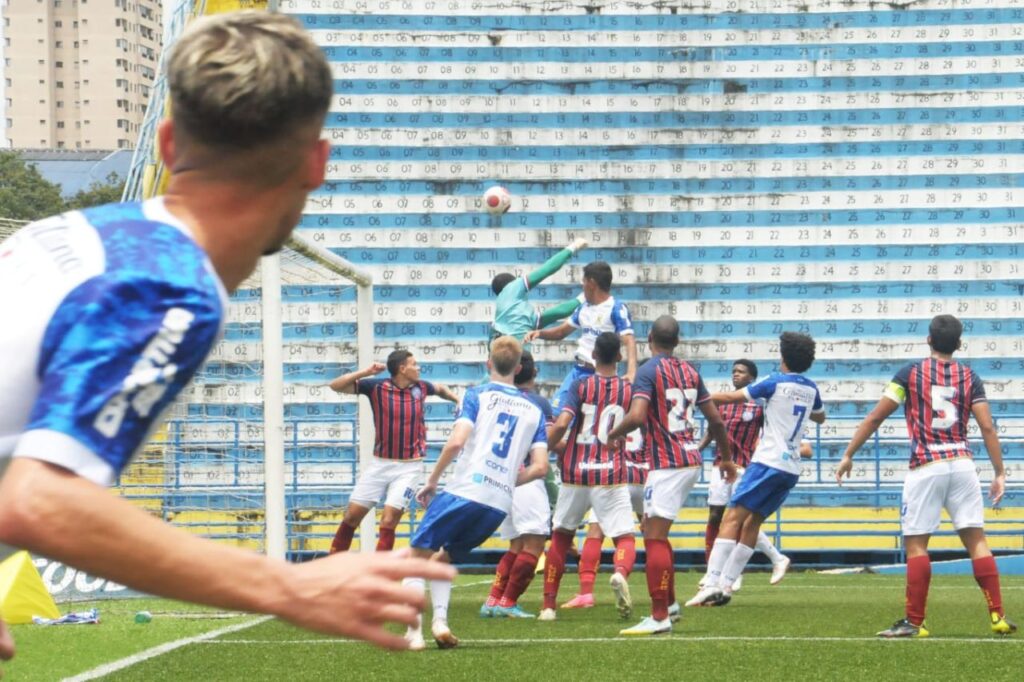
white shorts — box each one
[349,457,424,511]
[644,467,701,521]
[585,484,645,526]
[554,485,635,539]
[901,458,984,536]
[499,479,552,539]
[707,465,746,507]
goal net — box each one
[115,233,375,559]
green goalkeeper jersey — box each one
[491,247,581,342]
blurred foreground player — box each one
[0,12,453,662]
[406,337,549,650]
[837,315,1016,638]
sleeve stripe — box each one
[13,429,116,487]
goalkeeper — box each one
[489,238,588,343]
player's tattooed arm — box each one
[836,397,899,483]
[971,401,1005,505]
[328,361,386,394]
[525,320,575,343]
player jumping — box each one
[837,314,1016,638]
[404,336,549,650]
[327,350,459,553]
[541,332,638,621]
[607,316,734,636]
[688,333,824,608]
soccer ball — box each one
[482,185,512,214]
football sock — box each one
[487,551,518,606]
[704,538,736,585]
[330,521,356,553]
[403,577,425,634]
[429,579,452,623]
[499,552,539,607]
[719,542,755,590]
[972,555,1003,618]
[905,555,931,626]
[644,539,674,621]
[755,532,785,564]
[579,537,602,595]
[544,531,573,610]
[612,535,636,577]
[375,527,396,552]
[704,521,720,563]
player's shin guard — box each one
[644,539,674,621]
[972,555,1004,618]
[499,552,539,608]
[544,531,573,610]
[613,535,636,577]
[906,555,931,627]
[578,537,602,595]
[488,551,518,607]
[704,522,720,564]
[330,521,356,553]
[376,527,396,552]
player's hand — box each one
[415,482,438,508]
[835,456,854,484]
[989,473,1006,506]
[569,237,588,254]
[719,461,738,484]
[276,549,456,650]
[0,617,14,661]
[364,362,387,375]
[624,370,635,384]
[524,330,541,343]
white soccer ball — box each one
[482,185,512,215]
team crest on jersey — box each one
[411,386,422,400]
[742,410,754,421]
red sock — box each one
[499,552,539,607]
[704,521,720,563]
[578,537,602,595]
[645,539,673,621]
[972,555,1003,617]
[613,535,636,577]
[905,555,931,626]
[330,522,355,553]
[544,531,574,610]
[375,527,396,552]
[488,551,518,606]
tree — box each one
[0,151,66,221]
[65,172,126,211]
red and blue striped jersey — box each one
[632,354,710,470]
[624,429,648,485]
[560,375,632,486]
[356,378,436,460]
[883,358,986,469]
[713,401,764,469]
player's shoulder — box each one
[521,389,553,420]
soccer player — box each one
[491,238,588,343]
[404,336,549,650]
[482,350,553,618]
[696,359,791,587]
[606,316,734,636]
[0,11,453,661]
[524,261,637,408]
[326,350,459,553]
[687,333,824,608]
[540,332,638,621]
[836,315,1016,638]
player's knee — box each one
[379,506,404,528]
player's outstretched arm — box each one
[524,238,587,290]
[836,397,899,483]
[710,390,747,405]
[971,401,1006,505]
[525,320,575,343]
[328,361,386,394]
[0,458,454,650]
[434,383,460,405]
[416,421,472,507]
[537,297,582,329]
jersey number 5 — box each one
[930,386,957,430]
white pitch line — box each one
[198,635,1024,646]
[62,616,272,681]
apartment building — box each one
[2,0,162,149]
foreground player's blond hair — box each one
[490,336,524,377]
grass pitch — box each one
[6,572,1023,681]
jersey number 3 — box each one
[491,412,520,459]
